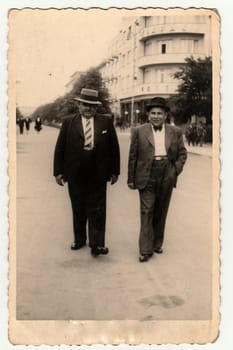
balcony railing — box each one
[138,23,207,41]
[137,52,206,67]
[118,82,179,100]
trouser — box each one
[138,159,176,255]
[67,150,107,248]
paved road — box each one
[16,126,212,320]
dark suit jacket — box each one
[127,123,187,189]
[53,114,120,183]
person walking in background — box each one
[53,88,120,257]
[127,97,187,262]
[18,117,25,135]
[35,116,42,133]
[196,122,207,147]
[24,116,32,133]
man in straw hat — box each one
[127,97,187,262]
[54,88,120,257]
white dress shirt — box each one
[151,124,167,156]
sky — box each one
[9,9,125,113]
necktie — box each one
[84,118,92,150]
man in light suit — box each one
[54,88,120,257]
[127,97,187,262]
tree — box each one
[32,67,111,123]
[16,107,23,122]
[169,56,212,124]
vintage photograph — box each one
[8,7,220,344]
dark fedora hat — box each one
[146,97,170,112]
[74,88,102,105]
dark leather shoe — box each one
[91,246,109,257]
[154,247,163,254]
[98,247,109,255]
[139,254,153,262]
[70,242,86,250]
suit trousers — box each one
[67,150,107,248]
[139,159,175,255]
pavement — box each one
[16,126,213,321]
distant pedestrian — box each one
[196,122,207,147]
[53,88,120,257]
[35,116,42,133]
[18,117,25,135]
[127,97,187,262]
[25,117,32,133]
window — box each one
[145,16,153,27]
[158,16,166,24]
[144,40,154,55]
[180,39,194,53]
[160,72,164,83]
[194,39,199,53]
[143,68,153,84]
[158,69,166,83]
[161,43,166,54]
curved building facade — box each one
[99,15,212,125]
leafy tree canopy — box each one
[16,107,23,120]
[32,67,111,122]
[169,56,212,124]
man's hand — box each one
[110,174,118,185]
[55,174,65,186]
[128,182,136,190]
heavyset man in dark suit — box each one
[54,88,120,257]
[128,97,187,262]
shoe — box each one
[139,254,153,263]
[154,247,163,254]
[91,246,109,257]
[70,242,86,250]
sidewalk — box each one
[184,142,212,157]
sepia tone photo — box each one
[8,7,220,345]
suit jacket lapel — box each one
[73,114,84,140]
[145,124,154,147]
[165,124,173,153]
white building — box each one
[99,15,212,125]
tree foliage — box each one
[169,56,212,124]
[16,107,23,120]
[32,67,111,122]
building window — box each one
[144,40,153,55]
[158,69,166,83]
[158,16,166,25]
[143,68,153,84]
[145,16,153,27]
[160,72,164,83]
[194,39,199,53]
[161,43,166,54]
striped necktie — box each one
[84,118,92,150]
